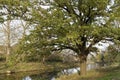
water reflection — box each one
[51,77,55,80]
[22,67,80,80]
[61,67,80,75]
[23,76,31,80]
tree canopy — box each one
[19,0,120,75]
[24,0,120,55]
[1,0,120,75]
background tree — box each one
[0,0,33,63]
[105,45,120,64]
[2,20,11,61]
[0,20,29,62]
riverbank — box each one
[0,62,79,74]
[56,65,120,80]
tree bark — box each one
[79,54,87,76]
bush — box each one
[46,53,63,62]
[0,54,6,62]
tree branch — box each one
[51,43,78,53]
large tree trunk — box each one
[79,54,87,76]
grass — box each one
[0,62,79,74]
[97,66,120,80]
[0,62,45,74]
[56,65,120,80]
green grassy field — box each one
[56,65,120,80]
[97,66,120,80]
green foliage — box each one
[0,17,4,23]
[9,0,120,64]
[25,0,120,55]
[0,0,31,21]
[0,54,6,62]
[104,45,120,64]
[46,53,63,62]
[11,35,52,62]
